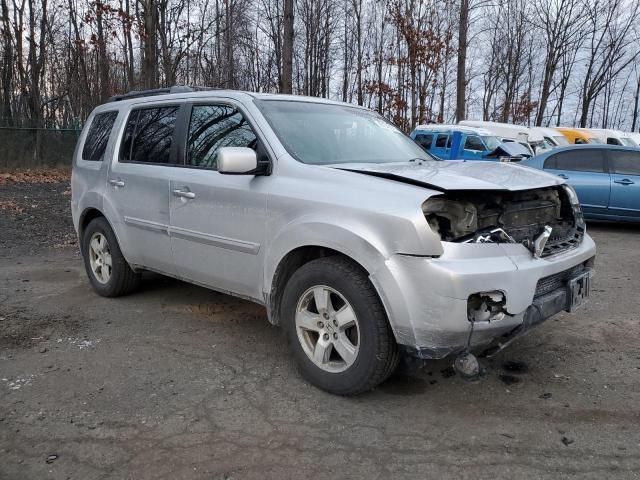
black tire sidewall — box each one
[81,217,127,297]
[281,258,393,394]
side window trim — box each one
[118,103,184,166]
[606,149,640,175]
[81,111,119,162]
[180,99,272,171]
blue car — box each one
[410,125,531,161]
[520,145,640,222]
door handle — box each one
[614,178,634,185]
[558,174,569,179]
[172,189,196,199]
[108,178,125,187]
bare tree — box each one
[578,0,640,127]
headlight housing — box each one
[562,184,585,228]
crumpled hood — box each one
[334,159,564,192]
[486,141,532,158]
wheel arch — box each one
[264,223,389,326]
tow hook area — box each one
[467,291,506,323]
[454,291,507,380]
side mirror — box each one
[217,147,258,175]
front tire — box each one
[81,217,140,297]
[281,256,399,395]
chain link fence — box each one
[0,123,82,169]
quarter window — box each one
[186,105,257,169]
[82,111,118,161]
[414,133,433,150]
[544,150,605,173]
[609,151,640,175]
[119,106,179,164]
[464,135,485,151]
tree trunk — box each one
[632,75,640,132]
[281,0,294,93]
[0,0,13,124]
[142,0,158,89]
[95,2,110,100]
[455,0,468,122]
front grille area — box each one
[542,226,584,257]
[535,263,586,298]
[426,186,584,257]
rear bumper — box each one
[369,233,596,359]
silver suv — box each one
[71,87,596,394]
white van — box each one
[530,127,570,148]
[459,120,550,155]
[579,128,638,147]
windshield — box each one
[620,137,638,147]
[255,100,433,165]
[481,135,502,151]
[552,135,570,146]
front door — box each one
[543,148,610,216]
[169,102,268,300]
[607,149,640,218]
[107,104,182,275]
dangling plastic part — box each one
[453,320,481,379]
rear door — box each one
[168,102,268,300]
[106,104,182,274]
[607,149,640,218]
[543,149,610,215]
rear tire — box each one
[281,256,399,395]
[81,217,140,297]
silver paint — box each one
[71,90,597,358]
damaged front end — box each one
[422,184,585,258]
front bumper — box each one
[369,233,596,359]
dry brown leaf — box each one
[0,200,24,214]
[0,168,71,185]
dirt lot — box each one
[1,178,640,479]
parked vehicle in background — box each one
[71,87,596,395]
[555,127,601,145]
[521,145,640,221]
[628,132,640,146]
[459,120,550,155]
[580,128,638,147]
[410,124,531,161]
[531,126,570,148]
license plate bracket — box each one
[567,270,591,312]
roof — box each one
[459,120,544,142]
[413,124,494,136]
[97,86,366,111]
[529,143,640,158]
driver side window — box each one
[187,104,257,170]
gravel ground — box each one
[1,181,640,479]
[0,180,76,257]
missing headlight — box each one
[422,198,478,239]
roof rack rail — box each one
[106,85,219,103]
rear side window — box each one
[609,150,640,175]
[119,106,179,164]
[544,150,605,173]
[186,104,257,169]
[82,111,118,161]
[414,133,433,150]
